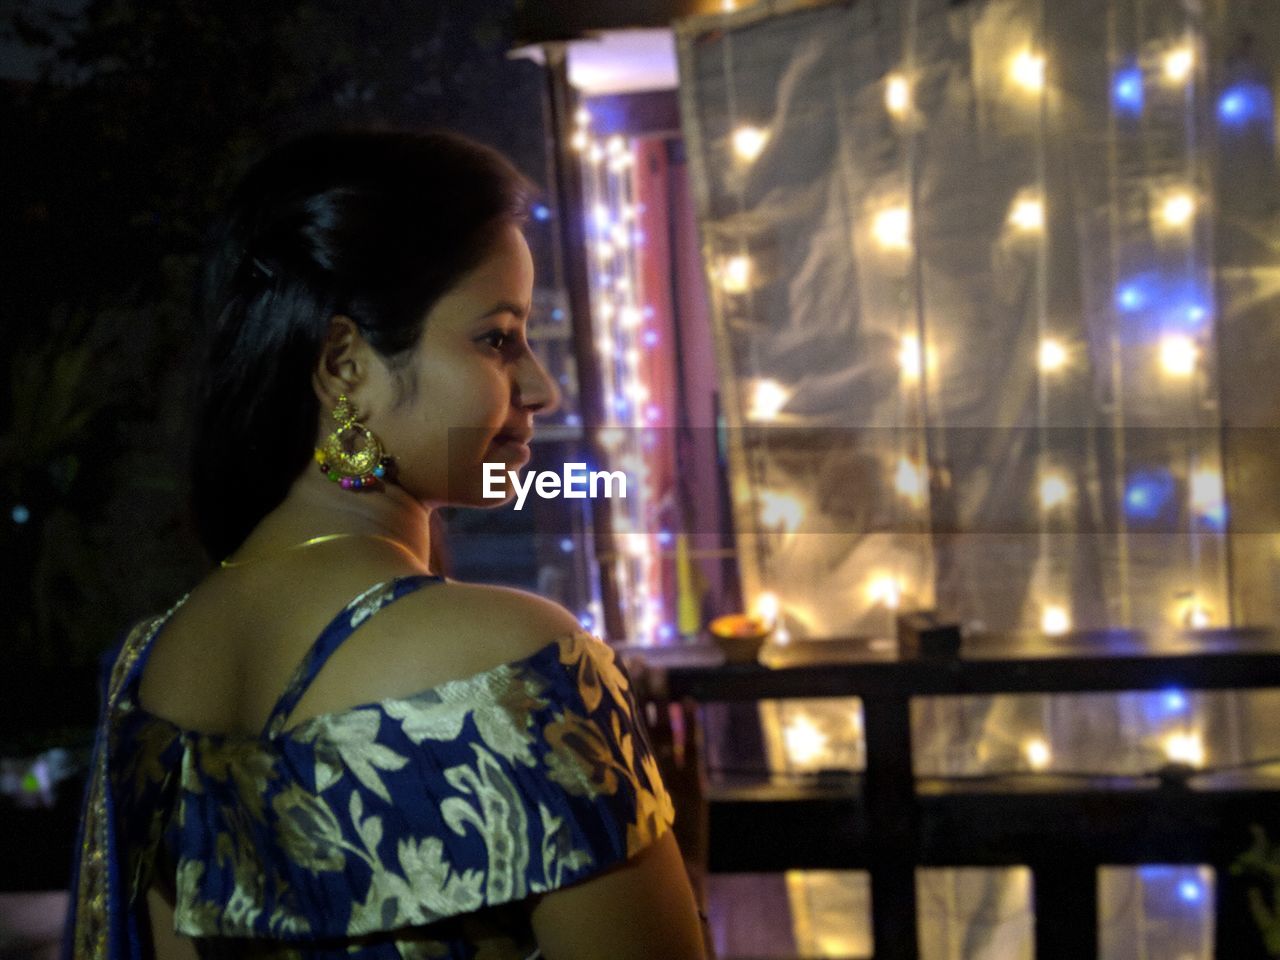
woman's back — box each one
[71,554,705,959]
[135,550,584,739]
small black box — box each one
[896,611,962,658]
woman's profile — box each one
[62,128,709,959]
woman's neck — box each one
[233,467,433,568]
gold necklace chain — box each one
[219,533,421,569]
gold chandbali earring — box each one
[314,394,395,491]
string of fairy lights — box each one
[562,11,1272,852]
[570,107,670,647]
[671,8,1272,897]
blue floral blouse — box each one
[64,574,676,959]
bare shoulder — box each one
[431,580,582,646]
[371,579,585,684]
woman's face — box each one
[319,222,560,508]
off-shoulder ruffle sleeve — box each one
[147,630,675,941]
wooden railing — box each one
[622,626,1280,960]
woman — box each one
[63,128,709,959]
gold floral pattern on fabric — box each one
[291,709,410,802]
[384,669,550,768]
[556,630,632,715]
[542,709,624,799]
[65,575,673,959]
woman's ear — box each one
[312,315,367,406]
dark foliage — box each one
[0,0,548,667]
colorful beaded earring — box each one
[314,394,396,491]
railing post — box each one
[862,691,920,960]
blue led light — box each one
[1113,68,1144,114]
[658,624,675,641]
[642,329,660,347]
[1218,83,1273,128]
[564,413,582,427]
[1116,281,1149,312]
[656,529,674,547]
[551,308,565,321]
[1124,469,1175,522]
[559,538,575,553]
[1178,879,1203,903]
[11,504,30,524]
[578,612,594,629]
[1162,688,1188,712]
[1183,302,1209,326]
[532,204,552,221]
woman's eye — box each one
[482,330,512,351]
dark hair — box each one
[189,127,536,562]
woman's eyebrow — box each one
[476,300,531,321]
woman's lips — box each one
[490,435,532,463]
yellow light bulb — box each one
[574,106,591,127]
[899,333,923,380]
[885,73,911,116]
[1163,731,1205,766]
[732,125,769,162]
[1163,45,1195,85]
[759,490,806,533]
[873,206,912,251]
[894,456,927,506]
[867,574,904,610]
[720,255,753,294]
[1158,190,1196,229]
[1038,470,1071,509]
[783,714,830,766]
[1039,337,1067,372]
[1178,595,1212,629]
[1009,196,1045,233]
[1189,467,1224,517]
[1159,334,1198,377]
[1041,604,1071,635]
[1010,49,1046,93]
[1024,737,1052,771]
[571,130,589,152]
[748,378,791,421]
[619,305,642,330]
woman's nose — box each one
[516,351,561,416]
